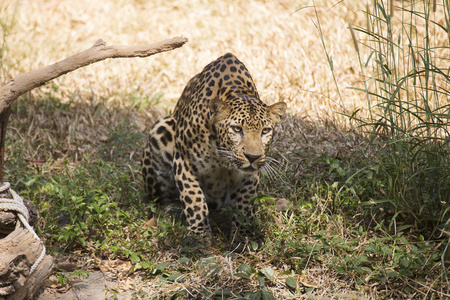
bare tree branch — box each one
[0,36,188,113]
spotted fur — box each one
[141,53,286,245]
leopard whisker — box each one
[217,150,234,159]
[261,163,277,182]
[216,147,234,158]
[262,158,287,183]
[265,156,283,166]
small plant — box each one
[234,264,276,300]
[56,269,90,286]
[98,119,145,162]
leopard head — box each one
[210,95,286,172]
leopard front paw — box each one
[185,227,212,249]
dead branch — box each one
[0,36,188,113]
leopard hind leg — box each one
[141,116,178,204]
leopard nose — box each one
[244,153,261,164]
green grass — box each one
[346,0,450,239]
[4,93,449,298]
[314,0,450,296]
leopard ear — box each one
[268,102,287,124]
[210,98,230,121]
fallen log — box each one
[0,223,53,300]
[0,183,52,300]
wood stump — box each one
[0,189,53,300]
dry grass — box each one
[3,0,371,123]
[2,0,449,299]
[4,0,449,122]
[2,0,376,172]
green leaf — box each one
[130,253,140,263]
[237,263,255,275]
[234,272,251,280]
[156,261,173,270]
[138,261,151,269]
[257,276,265,287]
[178,257,190,264]
[200,257,218,264]
[259,267,275,282]
[261,287,275,300]
[167,273,183,281]
[202,289,212,297]
[397,224,413,232]
[386,270,399,278]
[250,241,259,251]
[285,276,297,289]
[249,291,261,300]
[210,265,221,277]
[400,258,410,268]
[215,289,232,296]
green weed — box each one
[98,119,145,162]
[56,269,90,286]
[234,264,277,299]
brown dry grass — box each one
[3,0,370,123]
[2,0,376,177]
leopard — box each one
[141,53,286,248]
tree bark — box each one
[0,199,37,235]
[0,211,16,235]
[0,225,53,300]
[0,108,11,182]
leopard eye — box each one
[231,125,242,133]
[262,127,271,135]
